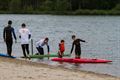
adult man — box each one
[3,20,17,56]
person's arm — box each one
[28,29,31,39]
[29,34,31,39]
[47,44,50,53]
[18,29,21,39]
[79,39,86,42]
[12,28,17,40]
[3,28,6,42]
[19,35,21,38]
[70,42,74,54]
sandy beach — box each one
[0,57,119,80]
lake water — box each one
[0,14,119,77]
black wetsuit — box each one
[71,39,85,58]
[3,25,17,56]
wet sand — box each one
[0,57,119,80]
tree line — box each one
[0,0,120,15]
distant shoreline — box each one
[0,10,120,15]
[0,57,119,80]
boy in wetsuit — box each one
[70,35,86,59]
[3,20,17,56]
[58,40,65,58]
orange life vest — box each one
[59,43,65,52]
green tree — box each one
[42,0,54,11]
[55,0,71,11]
[113,4,120,10]
[70,0,80,10]
[24,6,34,13]
[0,0,9,11]
[9,0,21,13]
[0,0,120,14]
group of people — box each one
[3,20,86,59]
[3,20,31,58]
[57,35,86,58]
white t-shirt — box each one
[19,28,31,44]
[36,39,48,48]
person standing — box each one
[3,20,17,56]
[70,35,86,59]
[19,23,31,58]
[58,40,65,58]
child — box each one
[70,35,86,59]
[58,40,65,58]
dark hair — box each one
[8,20,12,25]
[72,35,76,39]
[61,40,64,42]
[45,37,49,41]
[21,23,26,27]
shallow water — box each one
[0,14,119,77]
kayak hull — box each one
[0,53,16,58]
[51,58,112,63]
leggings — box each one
[6,40,13,56]
[36,46,44,55]
[21,44,29,57]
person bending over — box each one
[36,37,50,55]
